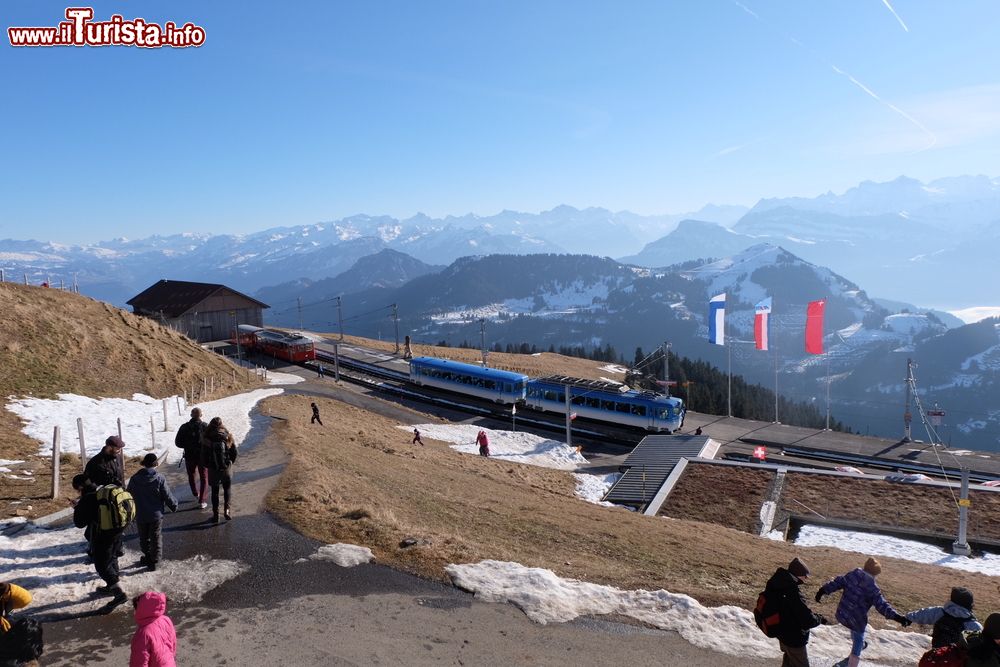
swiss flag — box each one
[753,446,767,461]
[569,412,578,421]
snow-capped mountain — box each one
[623,175,1000,307]
[2,205,750,305]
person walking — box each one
[174,407,208,509]
[412,428,423,446]
[311,402,323,425]
[906,586,981,648]
[966,613,1000,667]
[72,474,128,602]
[127,454,178,572]
[763,557,828,667]
[403,335,413,360]
[815,557,910,666]
[85,436,126,487]
[476,429,490,457]
[203,417,238,523]
[0,583,31,634]
[129,591,177,667]
[317,364,325,379]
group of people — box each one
[174,408,240,523]
[765,555,1000,666]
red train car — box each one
[235,325,316,363]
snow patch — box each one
[572,473,619,505]
[445,560,926,664]
[306,544,374,567]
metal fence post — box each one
[51,426,61,499]
[77,417,86,468]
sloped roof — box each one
[127,279,268,318]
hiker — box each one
[127,454,178,572]
[906,586,982,648]
[203,417,238,523]
[85,435,126,487]
[965,612,1000,667]
[815,557,910,666]
[129,592,177,667]
[403,335,413,360]
[0,583,31,634]
[311,402,323,425]
[762,557,828,667]
[0,618,43,667]
[72,474,128,602]
[694,427,703,436]
[174,407,208,509]
[476,429,490,457]
[412,428,423,446]
[317,363,325,379]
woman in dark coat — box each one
[202,417,238,523]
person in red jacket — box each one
[129,591,176,667]
[476,429,490,457]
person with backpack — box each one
[85,435,126,487]
[816,557,911,667]
[129,591,177,667]
[175,407,208,509]
[310,402,323,425]
[412,428,423,446]
[0,583,31,635]
[760,557,828,667]
[127,454,178,572]
[72,474,130,602]
[203,417,238,523]
[964,613,1000,667]
[0,617,43,667]
[476,429,490,457]
[907,587,982,649]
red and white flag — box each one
[805,299,826,354]
[569,412,578,421]
[754,298,772,351]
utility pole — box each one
[953,468,972,556]
[564,384,573,451]
[825,353,831,431]
[727,342,732,418]
[297,297,303,331]
[903,358,914,442]
[480,319,487,367]
[336,296,344,340]
[392,304,400,354]
[662,342,671,397]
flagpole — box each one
[825,351,831,431]
[727,341,732,418]
[773,341,779,424]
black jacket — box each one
[174,418,206,458]
[73,490,99,532]
[764,567,825,647]
[203,427,235,471]
[84,450,123,487]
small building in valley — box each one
[127,279,268,343]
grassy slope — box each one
[264,393,1000,629]
[0,282,263,517]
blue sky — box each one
[2,0,999,244]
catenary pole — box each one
[564,384,573,451]
[662,341,671,397]
[392,304,400,354]
[336,296,344,340]
[953,468,972,556]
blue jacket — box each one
[820,568,899,632]
[127,468,178,523]
[908,602,982,647]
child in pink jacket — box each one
[129,591,177,667]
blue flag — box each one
[708,293,726,345]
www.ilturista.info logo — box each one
[8,8,206,48]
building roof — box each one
[127,279,269,318]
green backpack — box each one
[95,485,136,530]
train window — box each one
[485,380,496,390]
[631,405,646,417]
[601,399,615,411]
[656,408,669,419]
[584,397,598,408]
[543,390,557,401]
[571,395,585,406]
[615,402,630,413]
[502,383,511,392]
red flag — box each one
[805,299,826,354]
